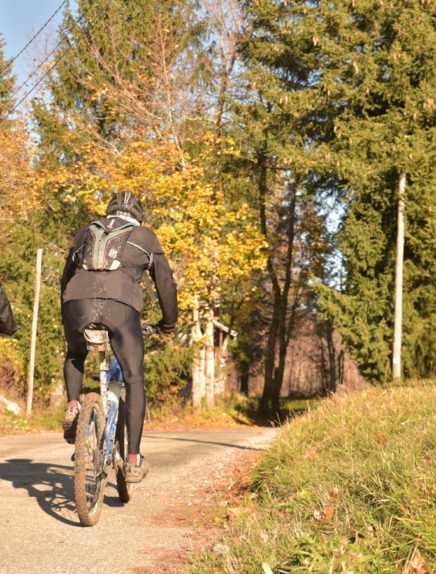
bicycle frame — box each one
[85,329,124,467]
[103,358,123,466]
[74,326,131,526]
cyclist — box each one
[0,281,17,336]
[60,191,178,482]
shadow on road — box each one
[0,458,124,526]
[0,458,80,526]
[142,434,266,451]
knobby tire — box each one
[74,392,107,526]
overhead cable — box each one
[5,0,113,118]
[0,0,67,77]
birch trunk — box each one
[393,173,406,380]
[215,335,229,398]
[191,303,205,408]
[205,308,215,407]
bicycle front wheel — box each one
[74,392,107,526]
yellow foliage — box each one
[0,120,35,223]
[34,136,267,315]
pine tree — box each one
[230,0,433,411]
[232,0,336,418]
[314,0,435,381]
[32,0,207,160]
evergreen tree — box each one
[314,0,435,381]
[32,0,207,161]
[231,0,335,418]
[231,0,433,409]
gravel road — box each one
[0,427,277,574]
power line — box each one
[0,0,67,77]
[4,0,113,118]
[11,42,72,113]
[10,35,69,104]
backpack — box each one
[74,219,136,271]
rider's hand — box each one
[155,320,176,334]
[142,321,176,335]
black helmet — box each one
[106,191,144,223]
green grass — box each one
[0,402,66,435]
[187,381,436,573]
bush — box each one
[0,338,25,399]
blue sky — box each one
[1,1,72,86]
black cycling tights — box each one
[62,299,145,454]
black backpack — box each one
[74,219,135,271]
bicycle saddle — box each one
[84,323,110,352]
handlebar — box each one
[141,323,176,336]
[142,324,159,336]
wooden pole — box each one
[392,174,405,380]
[27,248,43,416]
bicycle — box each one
[73,324,132,527]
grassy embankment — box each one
[188,382,435,573]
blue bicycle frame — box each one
[100,356,124,466]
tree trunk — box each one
[257,148,282,420]
[191,303,205,408]
[270,190,297,417]
[393,173,406,380]
[239,372,249,396]
[215,334,229,399]
[258,301,280,419]
[205,307,215,407]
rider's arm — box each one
[148,239,178,329]
[149,253,178,329]
[0,283,17,336]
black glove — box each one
[142,321,176,336]
[155,320,176,334]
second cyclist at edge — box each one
[60,191,178,483]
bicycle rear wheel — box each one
[74,392,107,526]
[115,389,133,503]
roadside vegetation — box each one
[188,381,435,573]
[0,0,434,420]
[0,391,317,435]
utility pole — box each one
[392,173,406,380]
[27,248,43,415]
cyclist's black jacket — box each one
[61,216,178,327]
[0,282,17,335]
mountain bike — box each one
[73,324,132,527]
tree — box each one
[0,37,34,222]
[229,0,336,418]
[314,0,434,381]
[32,0,208,160]
[33,135,267,406]
[27,0,270,408]
[0,36,15,118]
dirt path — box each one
[0,427,277,574]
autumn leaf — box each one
[376,432,387,446]
[404,550,428,574]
